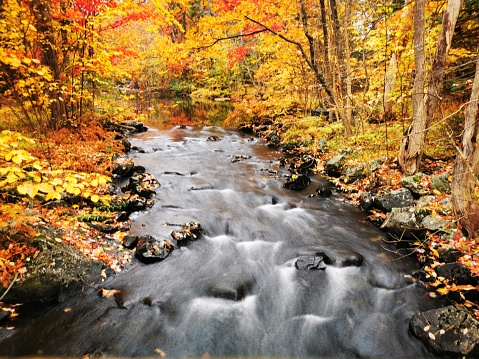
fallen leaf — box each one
[99,287,121,298]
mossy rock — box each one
[2,226,106,303]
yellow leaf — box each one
[32,174,42,183]
[45,191,62,201]
[12,155,22,164]
[37,183,54,194]
[66,184,76,194]
[98,176,109,185]
[91,194,100,203]
[437,287,449,295]
[91,179,99,187]
[17,183,28,195]
[73,187,81,196]
[50,178,63,186]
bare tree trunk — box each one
[452,54,479,239]
[383,52,398,119]
[319,0,331,86]
[398,0,427,175]
[383,1,413,121]
[398,0,462,175]
[328,0,353,136]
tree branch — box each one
[244,15,334,102]
[197,29,268,49]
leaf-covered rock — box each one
[410,305,479,356]
[2,227,106,303]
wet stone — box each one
[289,155,317,174]
[359,192,375,212]
[112,154,135,179]
[410,305,479,356]
[283,174,311,191]
[314,182,333,197]
[435,263,477,286]
[121,173,160,199]
[123,235,139,249]
[135,235,176,263]
[295,255,328,270]
[171,222,204,246]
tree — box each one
[398,0,463,175]
[451,54,479,239]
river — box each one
[0,98,441,358]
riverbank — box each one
[0,102,477,356]
[0,117,154,307]
[237,115,479,356]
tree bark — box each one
[452,54,479,239]
[398,0,427,175]
[398,0,463,175]
[30,0,68,128]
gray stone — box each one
[341,164,366,184]
[421,215,453,233]
[380,207,427,241]
[431,174,451,194]
[400,173,429,197]
[283,174,311,191]
[410,305,479,356]
[374,188,415,212]
[324,150,349,177]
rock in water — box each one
[171,222,204,246]
[410,305,479,356]
[136,235,176,263]
[295,255,328,270]
[284,174,311,191]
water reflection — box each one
[143,96,233,129]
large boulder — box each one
[374,188,414,212]
[2,229,105,303]
[410,305,479,356]
[380,207,430,242]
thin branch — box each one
[244,15,335,102]
[196,29,268,49]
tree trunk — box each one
[398,0,462,175]
[319,0,331,86]
[452,54,479,239]
[328,0,353,137]
[398,0,427,175]
[30,0,68,128]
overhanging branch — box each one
[197,29,268,49]
[244,15,334,101]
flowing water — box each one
[0,99,441,358]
